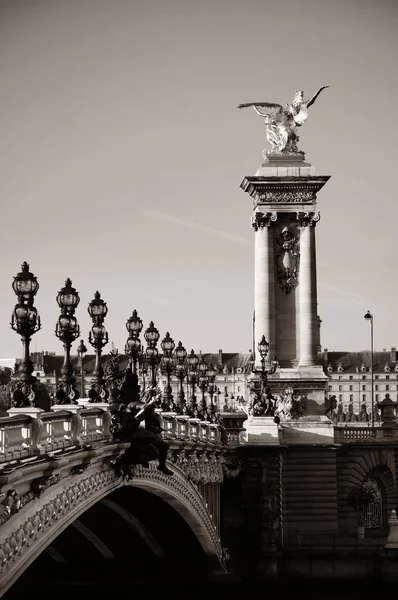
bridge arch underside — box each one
[6,486,212,596]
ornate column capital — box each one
[251,211,278,231]
[296,211,320,227]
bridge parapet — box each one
[0,409,225,466]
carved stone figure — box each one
[358,403,369,423]
[346,403,358,423]
[238,86,329,158]
[250,387,277,417]
[325,394,338,423]
[276,227,299,294]
[336,402,346,423]
[274,387,306,421]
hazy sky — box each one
[1,0,397,358]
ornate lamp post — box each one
[77,339,87,399]
[10,262,41,408]
[187,349,199,416]
[161,332,175,411]
[139,349,148,392]
[87,291,109,403]
[125,309,143,374]
[364,310,375,427]
[198,354,209,420]
[54,279,81,405]
[144,321,160,387]
[207,364,218,422]
[257,335,277,394]
[174,341,187,413]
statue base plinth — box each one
[51,403,81,414]
[241,416,281,446]
[279,416,334,444]
[7,407,44,419]
[256,153,315,177]
[385,511,398,549]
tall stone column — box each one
[297,212,320,367]
[252,211,277,368]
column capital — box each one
[296,211,321,227]
[251,211,278,231]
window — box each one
[328,385,332,391]
[386,375,390,380]
[36,372,40,377]
[349,394,353,402]
[237,386,241,393]
[375,375,379,380]
[376,394,379,401]
[349,385,353,391]
[46,379,51,383]
[349,376,353,381]
[362,394,367,402]
[224,386,228,394]
[338,385,342,391]
[362,375,366,380]
[224,377,228,382]
[375,385,379,391]
[386,384,390,391]
[338,376,342,381]
[362,385,366,391]
[339,394,343,402]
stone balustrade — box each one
[334,425,398,443]
[0,409,225,464]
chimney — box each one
[218,349,223,367]
[391,347,397,363]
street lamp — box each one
[256,334,277,395]
[88,291,109,403]
[187,349,199,416]
[77,339,87,399]
[364,310,374,427]
[10,262,41,408]
[174,341,187,414]
[144,321,160,387]
[54,279,81,405]
[206,364,218,423]
[161,332,175,411]
[198,354,209,420]
[125,310,143,374]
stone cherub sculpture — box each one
[238,86,329,158]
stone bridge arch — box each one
[0,462,224,597]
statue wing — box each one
[306,86,330,109]
[238,102,283,110]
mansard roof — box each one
[28,351,254,376]
[323,350,398,373]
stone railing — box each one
[0,408,112,462]
[334,425,398,444]
[0,409,226,464]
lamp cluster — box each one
[8,263,221,424]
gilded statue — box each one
[238,86,329,158]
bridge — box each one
[0,407,230,597]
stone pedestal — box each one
[7,406,44,418]
[241,416,281,445]
[385,510,398,549]
[279,416,335,444]
[51,403,82,414]
[241,154,330,415]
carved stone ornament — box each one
[276,227,299,294]
[296,211,320,227]
[257,191,315,204]
[169,450,225,485]
[274,387,306,421]
[251,211,277,231]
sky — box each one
[0,0,397,358]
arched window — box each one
[359,479,383,529]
